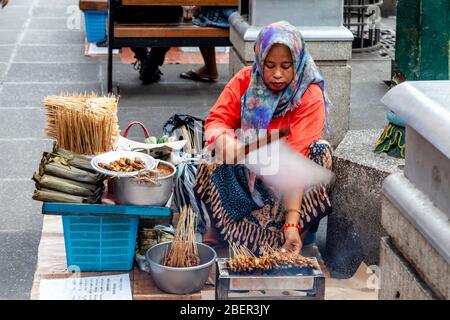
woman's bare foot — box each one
[194,65,218,80]
[180,66,218,82]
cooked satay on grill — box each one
[227,244,320,273]
[98,157,146,172]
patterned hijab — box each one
[241,21,331,131]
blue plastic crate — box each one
[43,203,171,272]
[84,10,107,43]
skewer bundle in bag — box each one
[44,93,120,155]
[162,206,200,267]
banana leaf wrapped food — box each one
[40,152,102,184]
[32,146,105,203]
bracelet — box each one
[283,223,301,232]
[282,209,302,216]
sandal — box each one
[180,69,217,82]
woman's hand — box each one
[2,0,9,8]
[214,132,243,164]
[282,227,302,254]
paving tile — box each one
[0,230,42,300]
[118,82,224,108]
[103,62,229,88]
[0,83,101,106]
[117,106,211,137]
[5,62,100,83]
[0,45,14,63]
[351,60,392,83]
[0,180,43,232]
[28,18,75,31]
[15,45,90,63]
[351,82,389,109]
[0,139,53,180]
[1,0,31,19]
[22,30,85,45]
[37,0,79,7]
[0,15,28,30]
[32,6,74,18]
[350,103,389,130]
[0,108,46,139]
[0,63,7,80]
[7,0,34,5]
[0,31,20,45]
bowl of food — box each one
[91,151,156,178]
[113,160,176,206]
[145,241,217,294]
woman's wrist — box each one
[283,208,301,224]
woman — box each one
[194,21,333,255]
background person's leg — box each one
[198,46,218,79]
[139,47,171,84]
[116,6,183,84]
[180,46,218,82]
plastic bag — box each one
[163,114,205,154]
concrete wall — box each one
[381,187,450,299]
[379,237,436,300]
[249,0,343,27]
[404,128,450,216]
[324,129,404,277]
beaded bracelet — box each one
[283,223,301,232]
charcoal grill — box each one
[215,257,325,300]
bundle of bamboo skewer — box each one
[43,93,120,155]
[32,144,105,203]
[227,243,320,273]
[162,206,200,268]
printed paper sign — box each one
[39,274,132,300]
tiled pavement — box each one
[0,0,393,299]
[0,0,227,299]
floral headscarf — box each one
[241,21,331,132]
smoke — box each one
[240,140,335,193]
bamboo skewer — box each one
[44,93,120,155]
[163,206,200,268]
[227,243,320,273]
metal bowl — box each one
[145,241,217,294]
[113,160,176,206]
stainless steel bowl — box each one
[145,241,217,294]
[113,160,176,206]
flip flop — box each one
[180,69,216,82]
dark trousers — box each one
[115,6,183,66]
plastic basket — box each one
[83,10,107,43]
[62,215,138,272]
[43,203,171,272]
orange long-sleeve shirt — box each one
[205,66,326,157]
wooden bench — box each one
[107,0,239,92]
[79,0,108,11]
